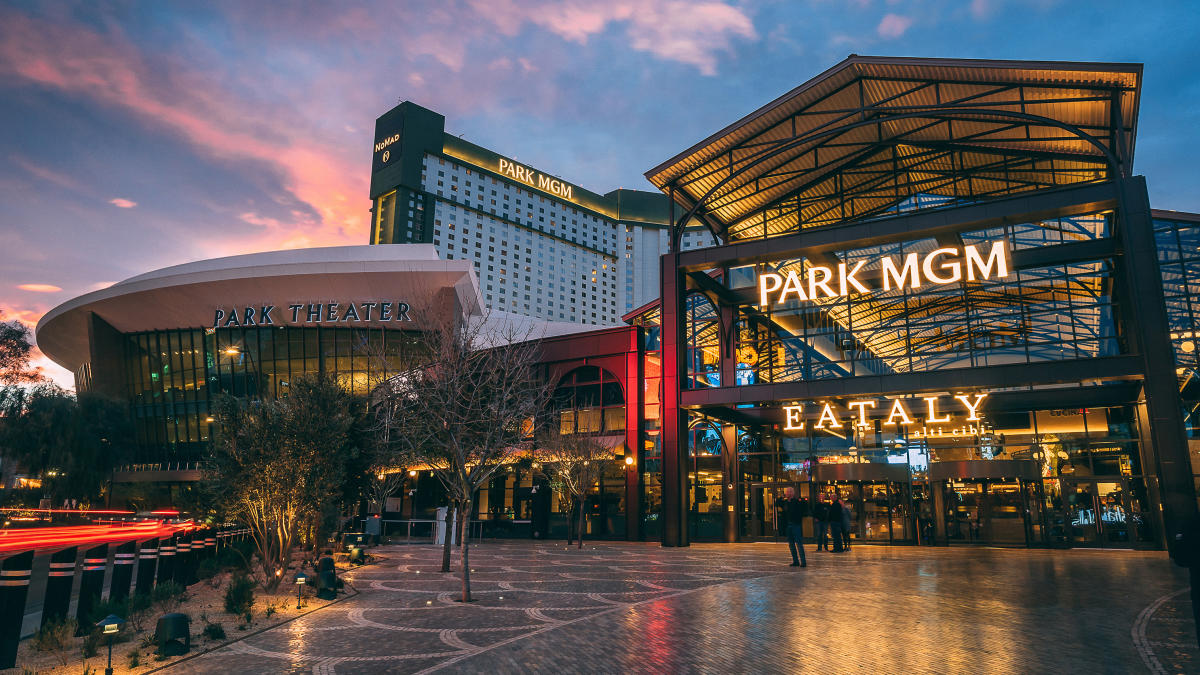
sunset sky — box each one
[2,0,1198,388]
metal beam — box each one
[680,355,1144,408]
[677,181,1119,271]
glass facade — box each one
[727,213,1120,383]
[1155,214,1200,506]
[123,326,422,464]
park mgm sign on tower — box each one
[643,55,1197,548]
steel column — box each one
[0,552,33,668]
[156,536,175,586]
[75,543,108,633]
[109,540,136,603]
[660,252,689,546]
[1116,176,1198,540]
[40,546,77,628]
[135,538,158,596]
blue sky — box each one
[1,0,1197,386]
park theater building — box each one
[33,56,1200,550]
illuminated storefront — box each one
[625,55,1199,549]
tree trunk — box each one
[440,502,454,573]
[459,500,472,603]
[566,500,574,546]
[577,496,586,549]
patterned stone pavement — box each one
[163,541,1197,674]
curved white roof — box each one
[37,245,483,372]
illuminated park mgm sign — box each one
[497,158,574,200]
[212,302,412,328]
[782,394,989,439]
[757,242,1010,307]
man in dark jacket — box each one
[828,497,846,553]
[780,487,809,567]
[1171,514,1200,649]
[813,495,830,551]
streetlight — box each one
[294,571,308,609]
[95,614,125,675]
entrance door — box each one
[1060,479,1133,547]
[747,484,783,541]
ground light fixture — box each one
[96,613,125,675]
[295,571,308,609]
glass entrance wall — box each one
[122,325,422,464]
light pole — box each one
[96,614,124,675]
[294,571,308,610]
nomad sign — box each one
[497,158,574,200]
[758,241,1010,307]
[212,302,412,328]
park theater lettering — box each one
[212,301,412,328]
[758,242,1010,307]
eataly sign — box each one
[782,394,988,431]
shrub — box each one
[224,574,255,616]
[202,622,226,640]
[86,595,130,627]
[82,630,101,658]
[152,580,186,612]
[197,558,220,583]
[129,650,141,667]
[127,593,153,633]
[32,617,76,665]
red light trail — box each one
[0,521,195,554]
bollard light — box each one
[294,571,308,610]
[96,614,125,675]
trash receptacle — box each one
[434,507,458,545]
[317,569,338,600]
[155,612,191,656]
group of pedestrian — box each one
[780,487,853,567]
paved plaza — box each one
[163,541,1197,674]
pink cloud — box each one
[109,197,137,208]
[16,283,61,293]
[0,10,367,258]
[468,0,756,75]
[877,13,913,38]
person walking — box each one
[828,497,845,553]
[780,487,809,567]
[814,494,830,551]
[840,498,853,550]
[1171,513,1200,649]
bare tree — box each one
[366,469,405,514]
[539,434,615,549]
[374,299,550,602]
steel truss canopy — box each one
[645,55,1142,247]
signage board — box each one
[758,241,1011,307]
[212,301,412,328]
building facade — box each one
[33,56,1200,550]
[367,102,713,323]
[465,57,1200,551]
[35,245,486,489]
